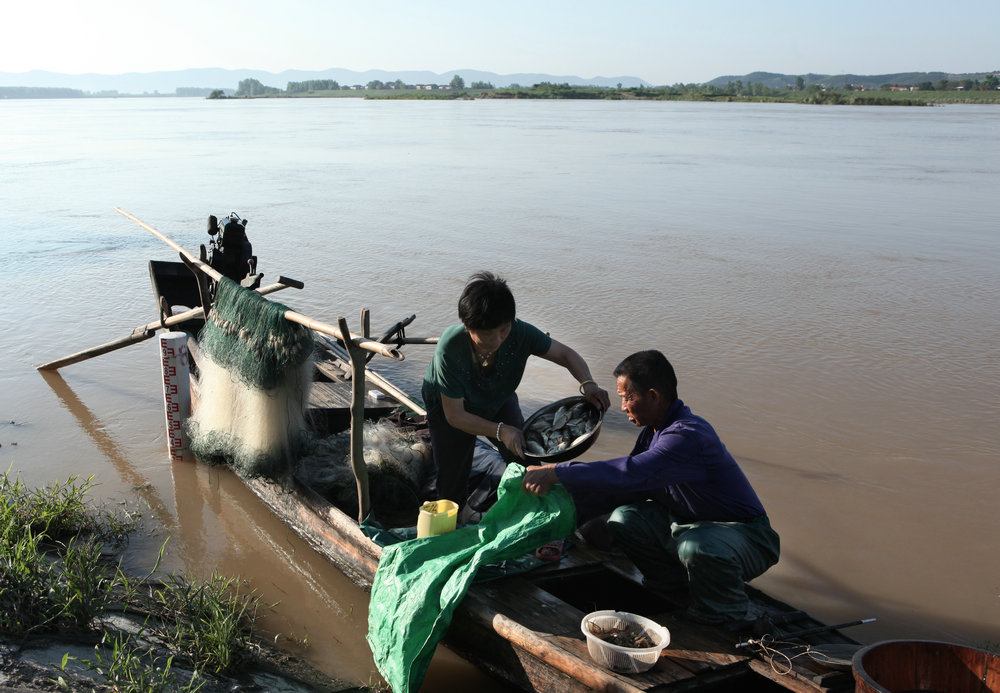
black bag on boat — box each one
[206,212,256,282]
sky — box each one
[3,0,997,85]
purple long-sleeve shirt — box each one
[554,399,766,523]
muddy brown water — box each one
[1,99,997,688]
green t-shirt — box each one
[422,319,552,419]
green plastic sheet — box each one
[367,463,577,693]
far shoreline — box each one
[5,85,999,106]
[207,84,1000,106]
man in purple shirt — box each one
[522,350,780,629]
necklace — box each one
[467,332,497,369]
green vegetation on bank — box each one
[0,474,137,636]
[212,76,1000,105]
[0,472,366,692]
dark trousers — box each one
[607,501,780,622]
[427,393,524,508]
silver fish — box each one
[524,401,598,456]
[552,405,570,429]
[526,440,546,455]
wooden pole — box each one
[37,280,295,371]
[393,337,438,346]
[339,315,371,523]
[115,207,403,361]
[735,617,877,648]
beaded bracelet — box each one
[496,421,504,440]
[578,379,597,395]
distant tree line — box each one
[505,82,615,99]
[176,87,217,97]
[218,73,1000,104]
[365,79,410,90]
[909,75,999,91]
[0,86,85,98]
[235,78,282,97]
[286,79,341,93]
[232,74,492,97]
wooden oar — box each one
[115,207,404,361]
[37,280,296,371]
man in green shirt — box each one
[422,271,609,510]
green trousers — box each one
[607,501,780,622]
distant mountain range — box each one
[1,68,995,95]
[706,70,997,90]
[0,67,649,94]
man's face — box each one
[616,374,657,427]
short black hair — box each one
[458,271,516,330]
[614,350,678,401]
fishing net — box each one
[197,277,314,390]
[185,277,315,478]
[297,420,430,523]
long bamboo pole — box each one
[115,207,403,361]
[36,280,294,371]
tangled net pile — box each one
[185,277,315,478]
[298,421,429,521]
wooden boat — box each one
[145,253,867,693]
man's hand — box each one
[522,464,559,496]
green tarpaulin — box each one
[367,463,577,693]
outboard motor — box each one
[206,212,258,284]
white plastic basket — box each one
[580,610,670,674]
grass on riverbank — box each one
[0,472,366,692]
[0,473,138,635]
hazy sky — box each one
[4,0,997,84]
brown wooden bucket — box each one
[853,640,1000,693]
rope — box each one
[744,635,832,676]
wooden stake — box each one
[339,316,371,523]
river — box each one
[1,97,998,688]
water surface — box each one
[1,98,998,686]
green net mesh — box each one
[197,277,314,390]
[185,277,315,479]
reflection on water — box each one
[38,370,176,527]
[38,362,506,689]
[1,99,998,686]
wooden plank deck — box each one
[444,532,860,693]
[511,545,860,692]
[306,343,406,433]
